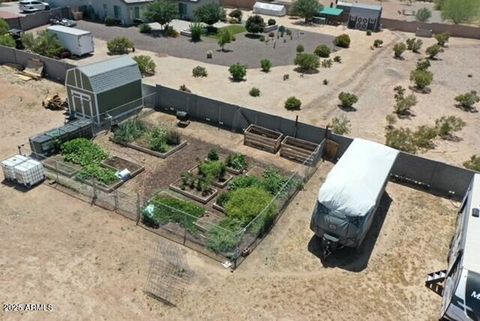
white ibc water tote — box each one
[1,155,29,181]
[13,159,45,188]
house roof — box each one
[319,7,343,16]
[122,0,153,4]
[77,55,141,93]
[351,3,382,11]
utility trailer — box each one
[46,25,94,56]
[310,138,399,257]
[426,174,480,321]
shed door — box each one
[72,91,93,119]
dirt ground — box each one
[0,65,460,320]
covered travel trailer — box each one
[427,174,480,321]
[310,138,399,256]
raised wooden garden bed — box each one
[212,202,226,213]
[187,164,234,188]
[110,137,187,159]
[169,177,218,204]
[42,155,82,177]
[101,156,145,178]
[280,136,320,164]
[244,124,283,154]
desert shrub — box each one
[149,127,169,152]
[413,125,438,150]
[165,129,181,145]
[385,114,397,130]
[463,155,480,172]
[199,160,226,180]
[268,18,276,25]
[192,65,208,77]
[406,38,423,52]
[206,50,213,58]
[229,9,242,22]
[229,63,247,81]
[330,115,351,135]
[0,34,15,48]
[455,90,480,110]
[113,120,147,144]
[105,16,116,26]
[207,149,219,161]
[245,15,265,34]
[190,22,203,42]
[435,116,466,138]
[426,44,442,59]
[260,58,272,72]
[338,92,358,109]
[249,87,261,97]
[225,187,276,225]
[393,42,407,58]
[435,32,450,47]
[321,59,333,68]
[416,7,432,22]
[207,217,242,254]
[366,30,372,36]
[278,25,286,36]
[333,55,342,63]
[139,23,152,33]
[323,79,329,85]
[144,194,205,232]
[77,164,117,185]
[217,28,233,51]
[296,44,304,53]
[373,39,383,48]
[416,59,431,71]
[334,34,351,48]
[133,55,156,76]
[284,96,302,110]
[410,69,433,90]
[22,31,64,58]
[107,37,134,55]
[179,84,191,92]
[225,153,247,171]
[314,44,331,58]
[385,128,417,153]
[164,26,179,37]
[228,175,262,191]
[393,86,417,116]
[259,35,265,42]
[294,53,319,72]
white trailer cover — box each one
[318,138,399,217]
[253,2,287,17]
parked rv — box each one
[426,174,480,321]
[46,26,94,56]
[19,1,50,13]
[310,138,399,256]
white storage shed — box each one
[253,2,286,17]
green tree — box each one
[294,53,319,73]
[338,92,359,109]
[441,0,480,24]
[245,15,265,34]
[410,69,433,90]
[23,31,64,58]
[144,0,179,30]
[107,37,134,55]
[416,7,432,22]
[195,3,225,28]
[0,34,15,47]
[133,55,156,76]
[229,63,247,81]
[393,42,407,58]
[217,29,232,51]
[291,0,322,23]
[260,58,272,72]
[0,18,10,35]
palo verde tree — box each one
[217,29,232,51]
[144,0,179,31]
[416,7,432,22]
[291,0,323,23]
[441,0,480,24]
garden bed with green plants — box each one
[111,120,186,158]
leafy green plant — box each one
[0,18,10,35]
[216,192,231,207]
[373,39,383,48]
[385,127,417,153]
[249,87,261,97]
[190,22,203,42]
[143,194,205,232]
[149,127,169,152]
[113,120,148,144]
[77,164,118,185]
[413,125,437,150]
[144,0,179,30]
[260,58,272,72]
[22,31,64,58]
[0,34,15,48]
[165,129,181,145]
[314,44,331,58]
[225,187,276,225]
[291,0,322,23]
[228,175,262,191]
[330,115,351,135]
[410,69,433,90]
[207,149,219,161]
[139,23,152,33]
[333,55,342,63]
[296,44,304,53]
[435,116,466,139]
[229,63,247,81]
[416,7,432,22]
[464,155,480,172]
[393,42,407,58]
[426,44,442,59]
[107,37,134,55]
[133,55,156,76]
[416,59,431,71]
[435,32,450,46]
[334,34,351,48]
[406,38,423,52]
[199,160,226,180]
[285,96,302,110]
[294,53,319,73]
[455,90,480,111]
[207,218,242,254]
[261,168,292,196]
[217,28,232,51]
[225,153,248,171]
[192,65,208,77]
[338,92,358,109]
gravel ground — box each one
[75,20,337,68]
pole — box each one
[294,115,299,138]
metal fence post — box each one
[136,192,141,225]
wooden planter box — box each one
[244,124,283,154]
[212,202,226,213]
[280,136,320,164]
[101,156,145,178]
[169,177,218,204]
[110,138,187,159]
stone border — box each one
[110,138,187,159]
[169,178,218,204]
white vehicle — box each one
[46,25,94,56]
[310,138,399,256]
[427,174,480,321]
[19,1,50,13]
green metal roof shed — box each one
[319,7,344,16]
[65,55,143,124]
